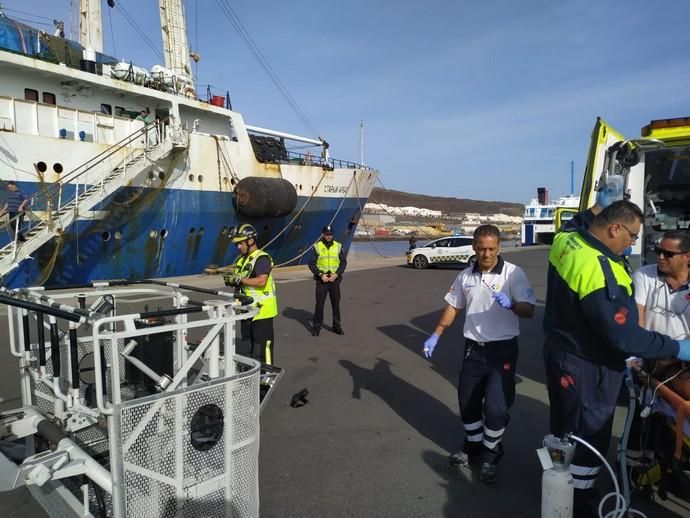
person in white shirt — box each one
[629,231,690,473]
[633,230,690,339]
[421,224,536,484]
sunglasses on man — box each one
[654,246,688,258]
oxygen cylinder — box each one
[541,467,574,518]
[540,434,576,518]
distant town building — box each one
[363,202,442,218]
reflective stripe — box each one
[265,340,272,365]
[463,420,483,431]
[483,427,505,438]
[570,464,601,476]
[483,437,502,449]
[466,435,483,442]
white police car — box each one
[406,236,475,269]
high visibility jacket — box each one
[543,228,678,370]
[236,249,278,320]
[314,240,342,274]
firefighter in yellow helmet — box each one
[225,224,278,364]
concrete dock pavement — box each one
[0,248,687,517]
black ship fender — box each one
[232,177,297,218]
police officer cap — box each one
[322,225,333,234]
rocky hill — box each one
[367,188,524,217]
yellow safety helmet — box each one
[231,223,258,243]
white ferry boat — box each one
[521,191,580,245]
[0,1,377,288]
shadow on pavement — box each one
[339,357,457,453]
[281,305,313,333]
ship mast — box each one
[79,0,103,53]
[159,0,193,81]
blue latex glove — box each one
[677,340,690,362]
[423,333,440,358]
[621,246,633,257]
[492,291,513,309]
[595,177,624,209]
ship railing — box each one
[28,119,169,223]
[282,149,375,170]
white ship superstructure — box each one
[0,0,377,287]
[521,192,579,246]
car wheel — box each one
[412,255,429,269]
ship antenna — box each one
[360,120,365,167]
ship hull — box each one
[1,184,366,287]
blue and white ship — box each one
[0,0,377,288]
[521,191,579,246]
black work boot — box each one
[449,441,482,468]
[479,461,498,484]
[333,325,344,335]
[311,326,320,337]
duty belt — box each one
[466,337,517,347]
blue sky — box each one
[6,1,690,203]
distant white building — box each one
[363,202,442,218]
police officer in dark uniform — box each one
[308,225,347,336]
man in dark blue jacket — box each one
[543,200,690,516]
[0,180,28,241]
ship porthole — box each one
[158,171,165,180]
[149,230,158,239]
[36,161,47,173]
[102,231,111,242]
[148,171,155,179]
[188,174,195,182]
[198,227,205,236]
[189,228,196,234]
[160,229,168,239]
[53,163,63,174]
[114,231,122,240]
[197,174,204,182]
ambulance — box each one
[557,116,690,268]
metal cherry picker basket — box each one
[0,279,282,517]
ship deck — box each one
[0,247,686,517]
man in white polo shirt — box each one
[633,230,690,339]
[422,224,536,484]
[628,231,690,473]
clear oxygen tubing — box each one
[567,433,646,518]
